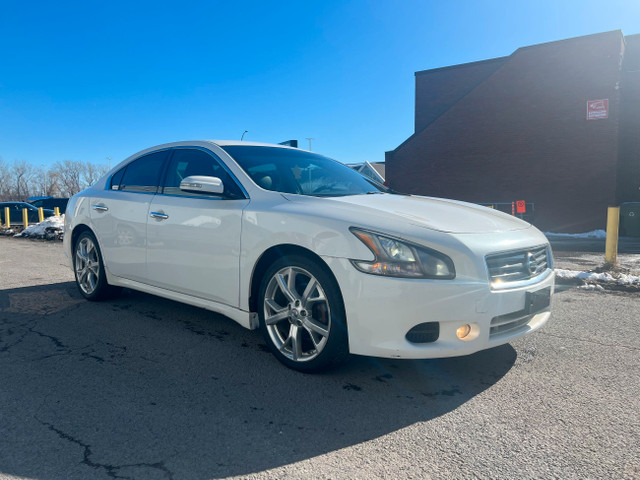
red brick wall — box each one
[388,31,625,233]
[617,34,640,204]
[415,58,506,132]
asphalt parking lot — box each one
[0,237,638,480]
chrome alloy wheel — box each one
[75,236,101,295]
[263,266,331,362]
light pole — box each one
[306,138,314,151]
[241,130,248,141]
[42,166,48,196]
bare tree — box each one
[0,157,10,201]
[45,168,62,197]
[0,158,109,201]
[32,166,61,197]
[53,160,84,197]
[11,160,36,201]
[82,162,108,188]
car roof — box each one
[136,140,303,152]
[0,202,52,209]
[205,140,299,149]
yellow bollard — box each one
[4,207,9,228]
[54,206,60,217]
[22,208,29,228]
[605,206,620,266]
[38,207,44,222]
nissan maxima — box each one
[64,140,554,372]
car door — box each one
[90,149,169,282]
[10,204,23,224]
[146,147,249,307]
[26,205,39,223]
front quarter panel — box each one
[238,198,375,311]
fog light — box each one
[457,324,471,339]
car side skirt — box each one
[107,275,255,330]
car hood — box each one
[315,194,530,234]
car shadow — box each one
[0,282,517,479]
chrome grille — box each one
[486,245,549,288]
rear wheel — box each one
[73,231,121,301]
[258,255,349,373]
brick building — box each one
[386,31,640,233]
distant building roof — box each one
[347,161,386,184]
[370,162,386,179]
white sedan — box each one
[64,140,554,372]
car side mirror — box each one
[180,175,224,195]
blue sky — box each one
[1,0,639,168]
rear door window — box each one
[110,168,125,190]
[117,150,169,193]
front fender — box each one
[238,208,373,311]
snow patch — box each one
[545,230,607,239]
[577,284,605,292]
[14,215,64,238]
[555,268,640,286]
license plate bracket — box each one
[525,288,551,314]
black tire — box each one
[258,254,349,373]
[73,231,121,301]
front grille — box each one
[490,310,534,337]
[486,245,549,288]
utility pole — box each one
[306,138,314,151]
[107,157,112,170]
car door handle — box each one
[150,211,169,220]
[92,204,108,212]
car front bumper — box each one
[323,256,554,359]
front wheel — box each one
[258,255,349,373]
[73,231,121,301]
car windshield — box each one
[221,146,386,197]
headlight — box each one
[350,228,455,279]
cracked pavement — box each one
[0,237,639,479]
